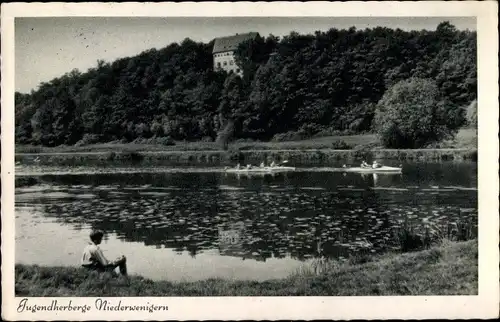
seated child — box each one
[81,230,128,277]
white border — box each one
[2,2,499,320]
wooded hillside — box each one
[15,22,477,148]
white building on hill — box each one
[212,32,259,76]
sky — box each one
[15,17,476,93]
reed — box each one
[391,218,477,252]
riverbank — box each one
[15,239,477,296]
[14,148,477,167]
[13,130,477,165]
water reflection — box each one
[15,162,478,279]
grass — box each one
[15,129,476,154]
[15,239,477,296]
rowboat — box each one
[342,166,402,174]
[225,166,296,174]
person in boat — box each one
[372,161,381,169]
[361,160,369,168]
[236,163,241,170]
[260,161,265,168]
[246,164,252,169]
[270,161,276,167]
[81,230,128,279]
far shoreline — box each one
[15,147,478,165]
[14,129,477,165]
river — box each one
[14,161,477,281]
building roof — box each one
[212,32,259,54]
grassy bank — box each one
[15,239,477,296]
[15,134,376,154]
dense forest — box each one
[15,22,477,148]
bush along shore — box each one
[15,239,477,296]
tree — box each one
[217,74,246,137]
[216,119,235,150]
[466,99,477,129]
[434,32,477,109]
[14,23,476,147]
[374,78,461,148]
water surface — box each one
[15,161,477,281]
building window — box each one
[223,61,227,66]
[217,62,221,68]
[236,68,240,73]
[230,60,234,65]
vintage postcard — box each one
[1,1,498,320]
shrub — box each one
[201,136,214,143]
[156,137,175,146]
[313,128,359,137]
[331,140,352,150]
[466,99,477,129]
[374,78,463,148]
[271,131,305,142]
[298,123,321,138]
[131,136,175,146]
[15,177,40,187]
[105,152,117,161]
[75,134,101,146]
[121,152,144,162]
[392,219,440,252]
[234,138,256,143]
[227,147,244,162]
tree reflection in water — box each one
[20,164,477,263]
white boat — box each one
[225,166,296,173]
[343,166,402,174]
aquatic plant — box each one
[445,218,476,242]
[392,217,476,252]
[392,219,436,252]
